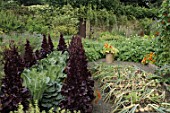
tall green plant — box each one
[155,0,170,65]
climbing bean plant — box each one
[155,0,170,66]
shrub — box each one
[59,36,95,113]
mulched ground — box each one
[90,59,159,113]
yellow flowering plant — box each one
[102,43,119,55]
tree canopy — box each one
[2,0,44,5]
[47,0,119,10]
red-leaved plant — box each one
[57,33,67,53]
[35,50,41,60]
[59,36,95,113]
[0,45,31,113]
[24,39,36,68]
[40,34,50,58]
[48,34,54,52]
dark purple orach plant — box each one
[57,33,67,53]
[0,45,31,113]
[40,34,50,58]
[35,49,41,60]
[59,36,95,113]
[48,34,54,52]
[24,39,36,68]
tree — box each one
[120,0,163,8]
[47,0,119,10]
[2,0,44,6]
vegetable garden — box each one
[0,0,170,113]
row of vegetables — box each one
[91,63,170,113]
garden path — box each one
[89,59,159,74]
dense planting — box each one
[115,38,156,62]
[0,0,160,37]
[0,5,78,35]
[91,63,170,112]
[83,36,157,63]
[83,39,104,61]
[0,0,170,112]
[0,34,57,112]
[0,33,170,112]
[155,0,170,66]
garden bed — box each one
[90,62,170,113]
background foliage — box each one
[155,0,170,66]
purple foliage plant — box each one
[48,34,54,52]
[57,33,67,53]
[40,34,50,58]
[59,36,95,113]
[24,39,36,68]
[0,45,31,113]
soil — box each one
[90,59,160,113]
[89,59,159,74]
